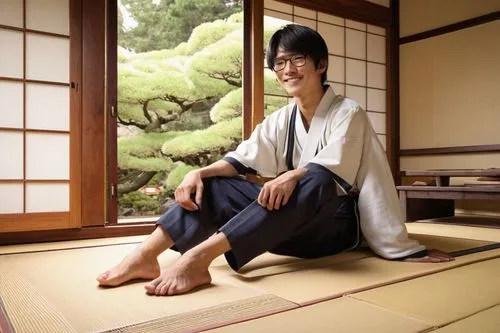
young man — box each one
[98,24,453,296]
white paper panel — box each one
[327,55,344,83]
[346,85,366,109]
[264,10,292,24]
[377,134,387,151]
[368,24,386,36]
[0,0,23,28]
[346,19,366,31]
[367,111,386,134]
[367,88,386,112]
[26,33,69,83]
[346,29,366,60]
[367,62,386,89]
[318,13,344,26]
[26,133,69,180]
[0,183,23,214]
[26,84,70,131]
[26,0,69,35]
[330,82,345,96]
[26,182,69,212]
[318,23,344,56]
[264,0,292,14]
[0,131,23,179]
[346,59,366,86]
[0,81,23,128]
[294,6,316,19]
[0,29,23,78]
[294,16,316,31]
[367,34,385,63]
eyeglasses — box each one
[272,54,306,71]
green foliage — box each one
[264,68,287,95]
[227,11,243,23]
[163,110,211,131]
[265,95,289,116]
[118,132,188,170]
[119,131,187,156]
[119,0,242,52]
[188,29,243,96]
[119,191,160,212]
[184,20,241,56]
[147,171,167,186]
[210,88,242,123]
[118,154,172,171]
[165,163,199,191]
[161,117,241,158]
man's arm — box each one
[175,160,238,211]
[257,168,308,210]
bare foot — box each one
[144,254,212,296]
[97,249,161,287]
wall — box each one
[399,0,500,215]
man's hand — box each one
[404,249,455,263]
[175,171,204,211]
[257,169,307,211]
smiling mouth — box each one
[284,77,301,83]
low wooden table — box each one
[397,169,500,221]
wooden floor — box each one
[0,220,499,333]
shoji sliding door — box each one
[0,0,81,232]
[263,0,389,151]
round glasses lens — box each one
[274,61,285,71]
[291,55,305,66]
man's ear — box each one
[317,59,328,73]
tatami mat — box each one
[212,235,499,305]
[1,228,499,332]
[0,235,147,255]
[350,258,500,327]
[0,244,296,333]
[203,296,431,333]
[407,222,500,242]
[428,305,500,333]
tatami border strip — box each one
[450,243,500,257]
[99,294,298,333]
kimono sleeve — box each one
[223,114,280,177]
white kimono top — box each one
[225,86,426,259]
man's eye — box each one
[275,60,285,66]
[294,56,305,60]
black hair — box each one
[266,24,329,84]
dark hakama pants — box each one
[156,166,359,271]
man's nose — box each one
[284,59,297,73]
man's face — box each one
[273,48,325,97]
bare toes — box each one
[97,271,109,283]
[145,278,160,294]
[158,284,169,296]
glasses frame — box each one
[273,54,307,72]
